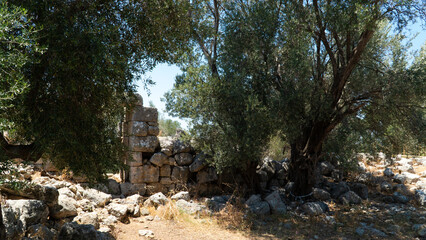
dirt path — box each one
[114,217,249,240]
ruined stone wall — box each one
[121,95,218,195]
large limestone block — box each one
[129,165,159,183]
[150,152,168,167]
[127,121,148,137]
[171,166,190,183]
[126,152,142,167]
[129,136,159,152]
[127,106,158,122]
[160,165,171,177]
[148,126,160,136]
[175,153,193,166]
[197,167,218,184]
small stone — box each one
[145,216,154,221]
[171,191,190,201]
[313,188,331,201]
[138,229,154,237]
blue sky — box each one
[137,22,425,129]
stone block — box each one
[129,165,159,183]
[171,166,190,183]
[168,157,177,166]
[197,167,218,184]
[160,165,171,177]
[126,152,142,167]
[146,183,167,195]
[126,106,158,122]
[128,136,159,152]
[127,121,148,137]
[147,121,158,127]
[150,153,168,167]
[148,126,160,136]
[160,177,173,185]
[120,183,146,196]
[175,153,193,166]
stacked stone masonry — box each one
[121,95,217,196]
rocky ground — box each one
[1,154,425,239]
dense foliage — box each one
[165,0,426,193]
[0,0,188,181]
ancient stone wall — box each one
[121,95,218,196]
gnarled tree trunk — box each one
[288,121,331,195]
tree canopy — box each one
[165,0,426,193]
[0,0,189,181]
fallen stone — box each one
[350,183,368,200]
[175,199,206,214]
[171,191,190,201]
[82,188,112,207]
[26,224,55,240]
[384,168,394,177]
[189,153,207,172]
[330,182,350,199]
[58,222,97,240]
[74,212,99,229]
[313,188,331,201]
[301,202,328,216]
[50,195,78,219]
[319,161,334,175]
[107,203,129,221]
[264,191,286,214]
[144,192,168,207]
[138,229,154,238]
[339,191,362,205]
[392,192,410,204]
[197,167,218,184]
[415,190,426,206]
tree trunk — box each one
[288,122,329,196]
[242,161,260,194]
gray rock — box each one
[173,139,192,154]
[197,167,218,184]
[107,179,121,195]
[301,202,328,216]
[264,191,286,214]
[379,181,393,193]
[107,203,128,221]
[58,222,97,240]
[247,201,270,215]
[397,165,415,173]
[138,230,154,237]
[58,188,75,199]
[82,189,112,207]
[384,168,394,177]
[319,161,335,175]
[392,192,410,204]
[245,194,262,206]
[26,224,55,240]
[350,183,368,200]
[50,195,78,219]
[150,153,168,167]
[175,153,193,166]
[256,170,269,182]
[73,212,99,229]
[313,188,331,201]
[171,191,190,201]
[2,200,49,239]
[339,191,362,204]
[189,153,207,172]
[415,190,426,206]
[330,182,350,199]
[171,166,190,183]
[144,192,169,207]
[175,199,206,214]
